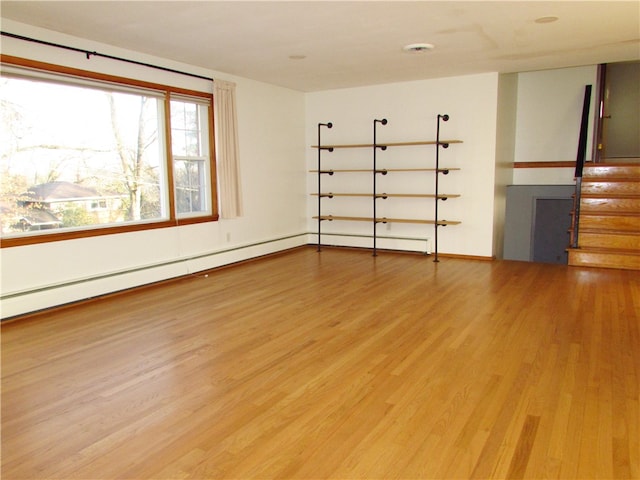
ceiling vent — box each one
[402,43,435,53]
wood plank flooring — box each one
[2,246,639,479]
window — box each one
[170,98,212,218]
[0,56,217,247]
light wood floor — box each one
[2,246,639,479]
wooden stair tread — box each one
[568,246,640,255]
[585,162,640,166]
[580,200,640,213]
[313,215,460,225]
[581,193,640,199]
[581,190,640,197]
[579,228,640,235]
[567,247,640,270]
[576,231,640,250]
[580,192,640,200]
[581,184,640,195]
[579,209,640,217]
[582,177,640,182]
[583,165,640,176]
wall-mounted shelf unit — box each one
[311,115,462,260]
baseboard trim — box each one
[2,244,308,324]
[307,232,430,253]
[3,237,495,322]
[1,233,307,320]
[2,233,306,301]
[307,243,495,261]
[435,252,496,261]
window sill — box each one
[0,215,219,248]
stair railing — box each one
[571,84,592,248]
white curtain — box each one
[214,79,243,218]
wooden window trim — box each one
[1,55,210,98]
[512,161,576,168]
[0,55,219,248]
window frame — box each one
[0,55,218,248]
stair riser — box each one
[583,165,640,180]
[580,197,640,212]
[581,182,640,195]
[578,233,640,250]
[568,250,640,270]
[579,216,640,232]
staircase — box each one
[568,163,640,270]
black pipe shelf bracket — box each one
[316,122,333,252]
[433,114,450,263]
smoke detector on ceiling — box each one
[403,43,435,53]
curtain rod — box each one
[1,31,214,82]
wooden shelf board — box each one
[309,168,460,173]
[311,193,460,199]
[311,140,463,149]
[383,168,461,172]
[313,215,460,225]
[311,193,371,197]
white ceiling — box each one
[1,1,639,91]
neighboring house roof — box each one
[19,208,63,226]
[0,203,14,214]
[26,181,101,202]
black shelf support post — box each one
[434,114,449,262]
[317,122,333,251]
[373,118,388,256]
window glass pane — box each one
[170,99,211,218]
[174,159,206,214]
[0,75,168,237]
[171,99,201,157]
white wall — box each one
[305,73,500,258]
[512,65,598,185]
[0,20,307,318]
[493,73,518,259]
